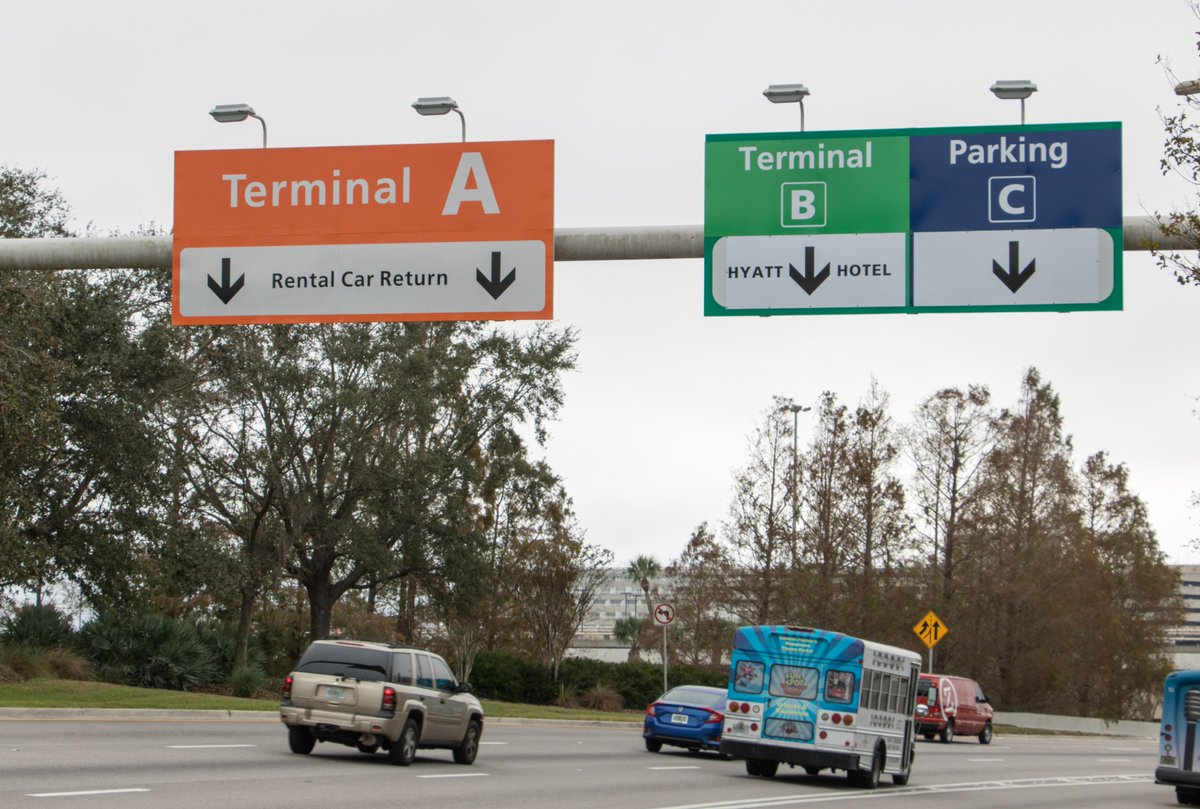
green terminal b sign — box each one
[704,123,1122,316]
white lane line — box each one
[649,766,703,771]
[415,773,491,779]
[1097,758,1132,762]
[480,741,508,745]
[650,774,1153,809]
[29,788,151,798]
[166,744,257,749]
[968,758,1006,762]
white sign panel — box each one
[178,240,547,319]
[912,228,1113,307]
[711,233,907,310]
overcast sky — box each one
[5,0,1200,569]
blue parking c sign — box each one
[910,125,1121,232]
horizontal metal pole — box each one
[0,217,1187,271]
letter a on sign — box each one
[443,152,500,215]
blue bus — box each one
[1158,669,1200,805]
[719,625,921,789]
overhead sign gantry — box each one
[172,140,554,325]
[704,122,1122,316]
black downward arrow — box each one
[476,251,516,300]
[788,246,830,295]
[207,257,245,304]
[992,240,1035,293]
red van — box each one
[914,673,993,744]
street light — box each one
[779,402,812,545]
[1175,79,1200,96]
[412,96,466,142]
[208,103,267,148]
[764,83,810,131]
[989,80,1037,124]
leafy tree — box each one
[0,165,71,238]
[956,369,1086,707]
[795,391,855,627]
[904,385,993,609]
[506,496,612,679]
[1155,8,1200,287]
[842,379,914,634]
[203,320,574,641]
[666,523,734,665]
[723,399,795,624]
[1075,451,1182,718]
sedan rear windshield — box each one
[661,687,725,708]
[295,645,389,682]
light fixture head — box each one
[1176,79,1200,96]
[763,84,810,104]
[412,96,460,116]
[990,80,1037,101]
[209,103,257,123]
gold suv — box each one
[280,639,484,766]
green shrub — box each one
[229,663,268,698]
[77,612,220,691]
[1,604,75,649]
[0,644,53,680]
[41,647,92,680]
[193,620,266,678]
[580,684,624,712]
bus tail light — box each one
[843,714,854,726]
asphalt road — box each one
[0,716,1170,809]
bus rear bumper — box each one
[721,738,859,771]
[1156,766,1200,787]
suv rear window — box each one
[294,644,390,682]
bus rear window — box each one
[733,660,765,694]
[826,670,855,704]
[769,665,819,699]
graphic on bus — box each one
[719,625,921,789]
[1157,669,1200,805]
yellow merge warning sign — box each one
[913,610,948,649]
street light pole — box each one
[780,402,811,546]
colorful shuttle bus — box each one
[1157,669,1200,805]
[719,626,921,789]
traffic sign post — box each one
[172,140,554,325]
[913,610,948,673]
[705,122,1121,316]
[653,603,675,694]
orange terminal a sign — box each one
[172,139,553,325]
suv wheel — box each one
[388,718,420,766]
[288,726,315,755]
[453,719,482,765]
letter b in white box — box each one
[781,181,827,227]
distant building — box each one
[1171,565,1200,670]
[567,569,672,663]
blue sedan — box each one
[643,685,727,754]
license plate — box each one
[671,713,689,725]
[324,686,346,700]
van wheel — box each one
[979,721,993,745]
[388,718,419,766]
[288,726,315,755]
[940,721,955,743]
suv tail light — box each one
[382,686,397,716]
[281,675,293,702]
